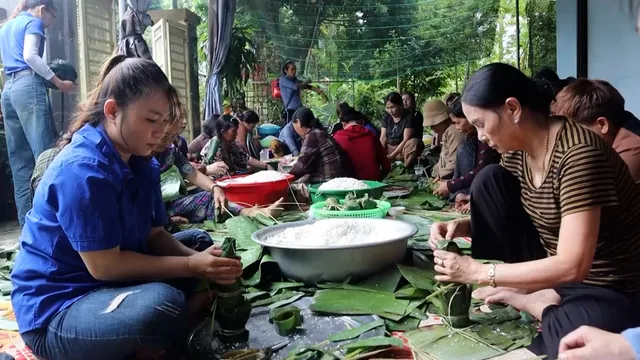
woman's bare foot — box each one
[264,197,284,218]
[484,288,561,320]
[472,286,528,300]
[243,198,284,219]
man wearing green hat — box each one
[422,99,465,183]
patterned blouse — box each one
[446,137,500,193]
[217,142,250,174]
[156,144,196,178]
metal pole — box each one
[172,0,178,9]
[515,0,520,70]
[396,59,400,91]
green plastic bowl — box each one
[310,200,392,219]
[307,180,388,204]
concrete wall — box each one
[555,0,578,78]
[557,0,640,114]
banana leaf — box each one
[242,254,279,287]
[420,196,447,210]
[310,289,410,316]
[397,264,437,291]
[329,319,385,342]
[203,220,223,231]
[269,281,305,295]
[268,292,305,310]
[252,290,296,307]
[385,317,420,332]
[243,290,268,301]
[395,215,433,249]
[395,285,430,299]
[225,216,260,251]
[404,299,427,317]
[341,336,404,350]
[404,327,504,360]
[279,211,308,223]
[254,212,278,227]
[353,266,402,293]
[274,307,303,336]
[385,164,407,180]
[238,247,262,270]
[472,321,538,350]
[269,306,302,324]
[470,305,522,325]
[394,192,447,210]
[220,237,237,258]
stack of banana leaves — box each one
[243,263,539,360]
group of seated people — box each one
[12,53,640,360]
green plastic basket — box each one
[307,180,388,204]
[310,200,392,219]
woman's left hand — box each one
[206,161,228,176]
[433,181,450,198]
[433,249,483,284]
[212,186,227,212]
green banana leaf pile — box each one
[238,259,537,360]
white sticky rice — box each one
[262,219,398,248]
[318,178,369,191]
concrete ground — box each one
[0,221,19,245]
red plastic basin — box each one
[217,173,294,208]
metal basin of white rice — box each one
[251,218,418,283]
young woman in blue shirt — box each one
[0,0,75,225]
[11,55,242,359]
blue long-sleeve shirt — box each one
[278,122,302,156]
[623,328,640,359]
[279,75,302,111]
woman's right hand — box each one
[187,245,242,285]
[206,161,228,176]
[429,220,465,250]
[54,78,74,93]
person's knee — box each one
[135,283,189,335]
[174,229,213,252]
[403,138,420,153]
[470,164,515,195]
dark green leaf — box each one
[269,281,305,295]
[252,290,294,307]
[385,317,420,332]
[268,292,305,310]
[238,247,262,269]
[404,327,504,360]
[310,289,410,316]
[353,266,402,293]
[254,212,278,226]
[342,336,404,350]
[243,290,268,301]
[395,285,430,299]
[470,306,522,325]
[242,254,277,287]
[397,264,437,291]
[329,318,385,342]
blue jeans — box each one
[1,73,57,225]
[21,229,213,360]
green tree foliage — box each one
[150,0,557,121]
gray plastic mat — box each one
[212,296,385,359]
